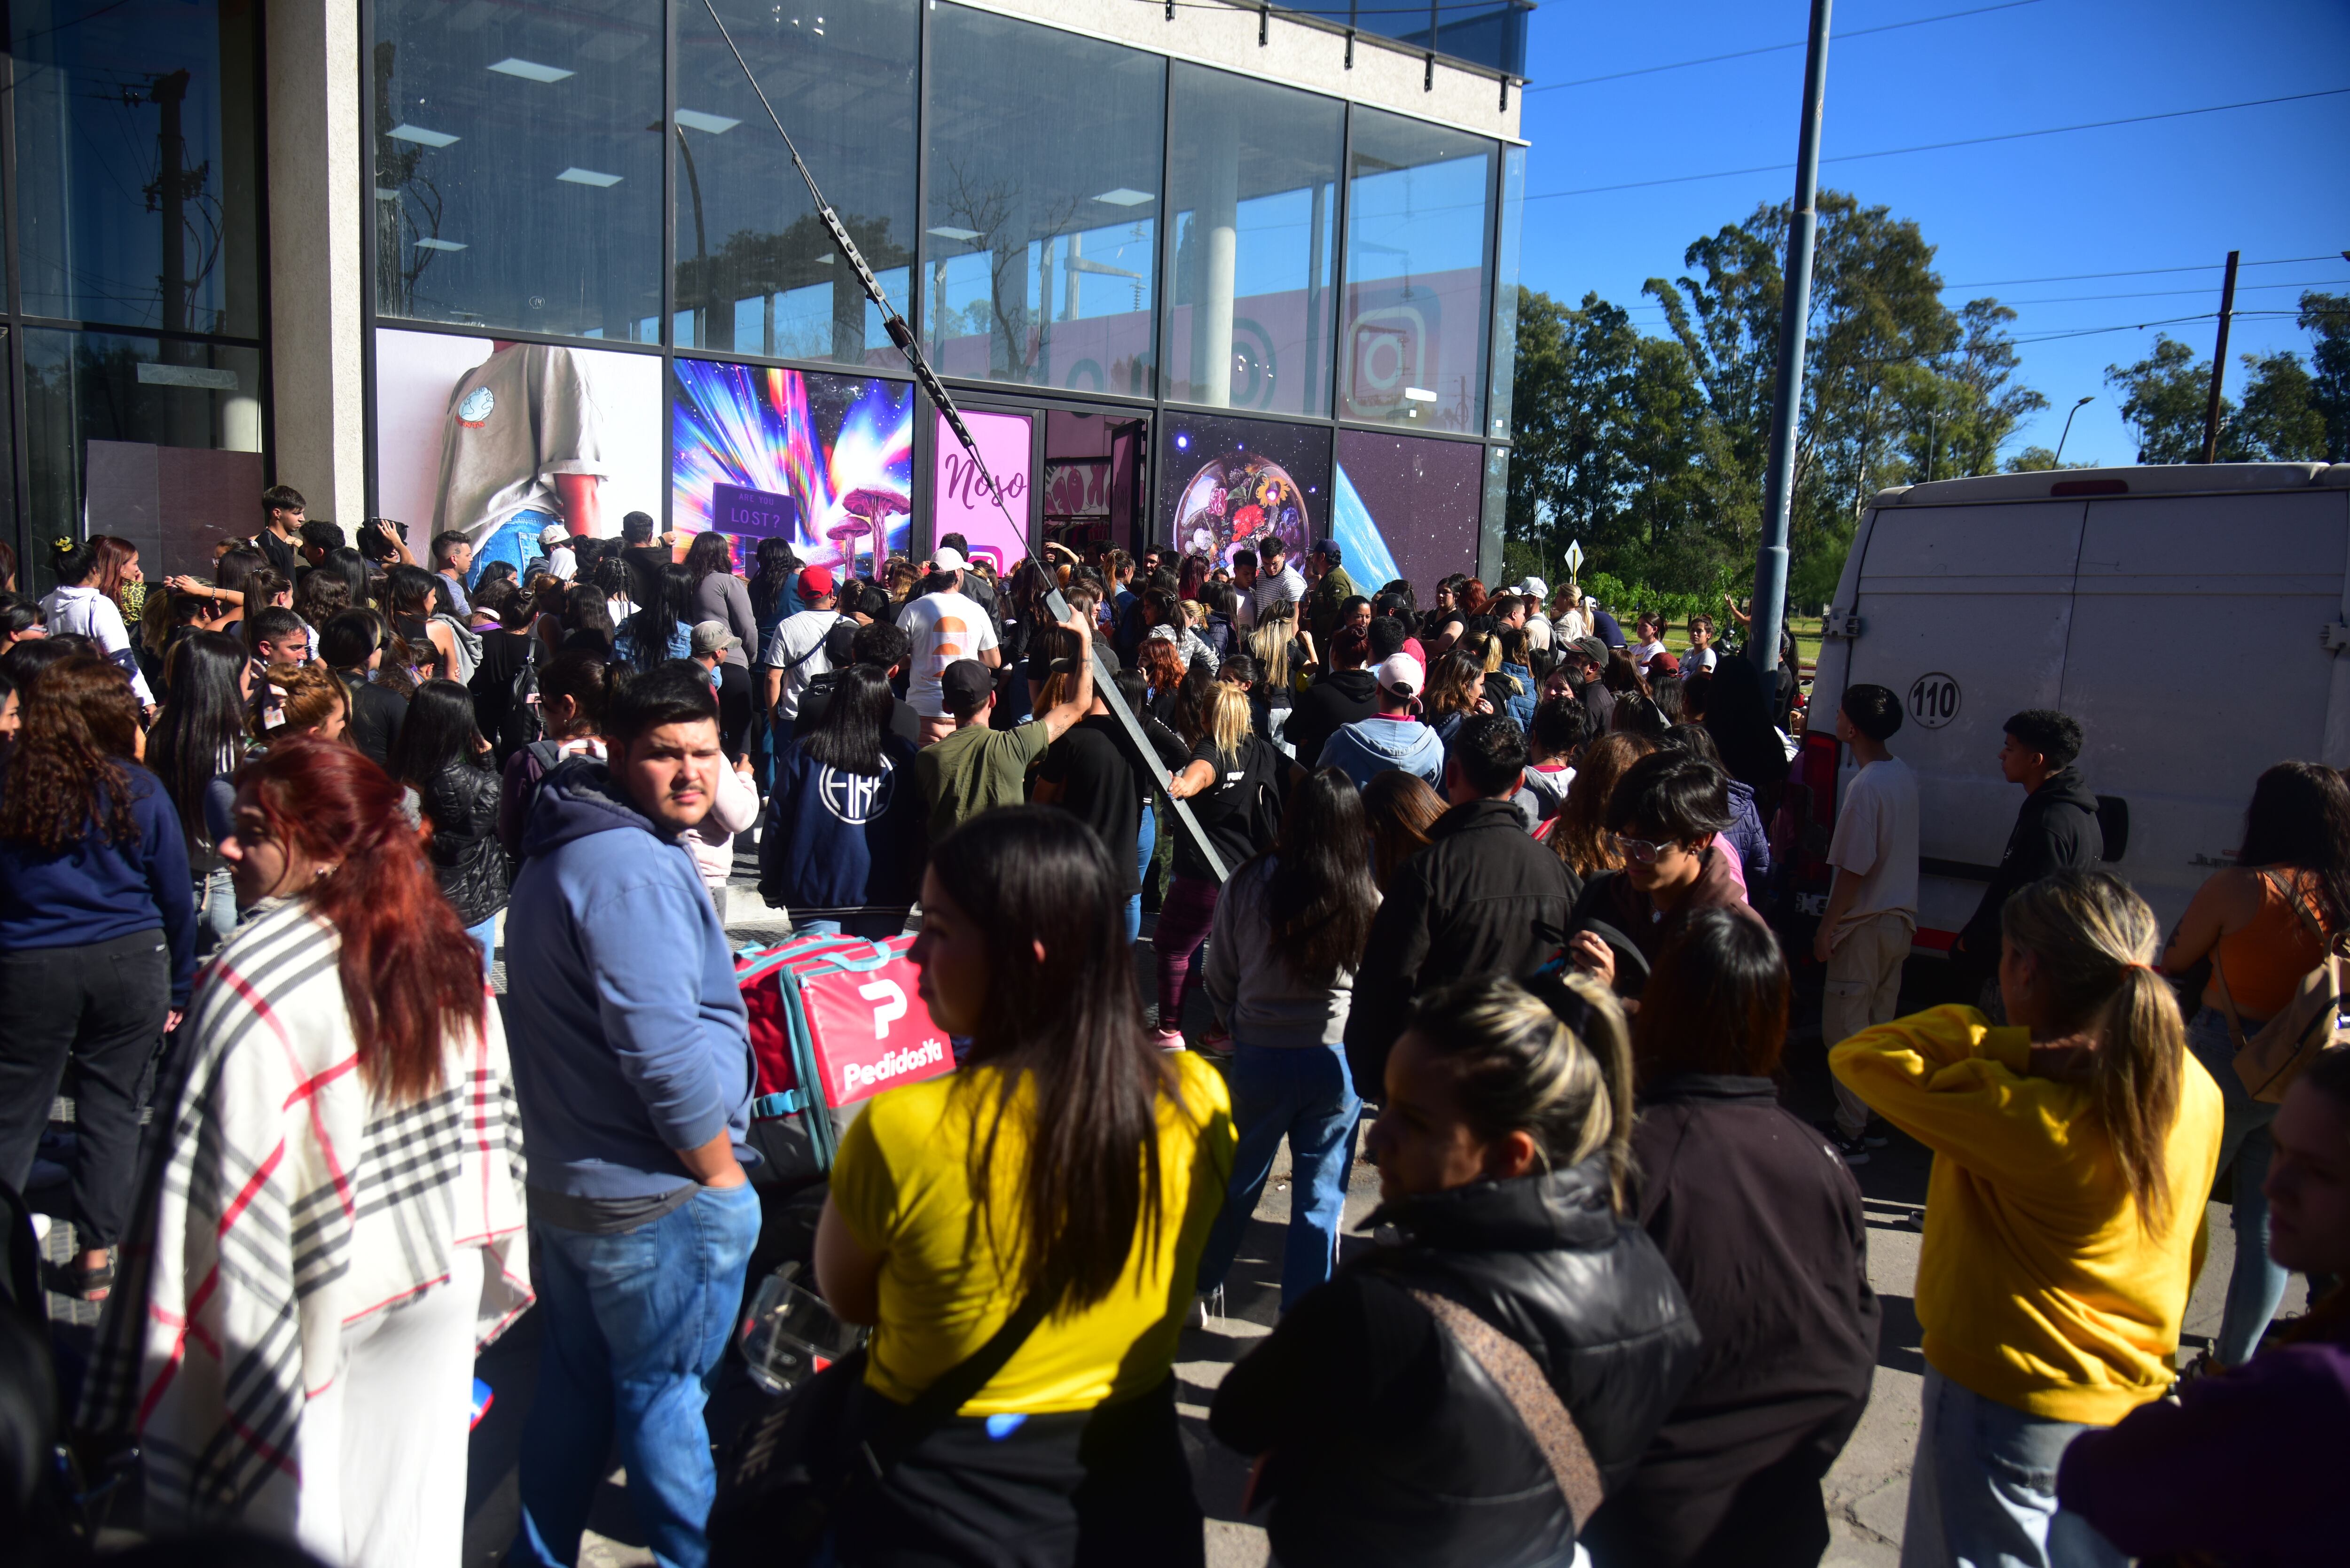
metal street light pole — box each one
[2053,395,2092,467]
[1747,0,1832,681]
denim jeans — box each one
[194,865,237,958]
[1195,1044,1360,1309]
[1125,804,1157,946]
[1900,1368,2126,1568]
[469,508,561,589]
[2186,1005,2287,1365]
[791,913,909,941]
[508,1181,762,1568]
[467,914,499,978]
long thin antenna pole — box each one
[1748,0,1832,682]
[697,0,1227,882]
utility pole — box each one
[2199,250,2240,463]
[1747,0,1832,680]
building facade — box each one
[2,0,1527,595]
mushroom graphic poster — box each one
[671,360,916,573]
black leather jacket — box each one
[1210,1156,1702,1568]
[419,757,509,928]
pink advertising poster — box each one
[931,408,1031,575]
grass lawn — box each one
[1662,614,1823,671]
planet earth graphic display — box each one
[1170,452,1310,568]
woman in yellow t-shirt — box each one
[815,805,1235,1568]
[1832,870,2223,1568]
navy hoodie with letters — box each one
[504,758,757,1203]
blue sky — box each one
[1512,0,2350,467]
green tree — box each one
[2301,291,2350,461]
[2233,350,2329,460]
[2106,336,2224,463]
[1645,191,2037,607]
[2004,445,2090,473]
[2106,332,2336,462]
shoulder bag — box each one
[2214,870,2350,1104]
[709,1288,1050,1568]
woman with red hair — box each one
[79,735,533,1567]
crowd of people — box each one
[0,499,2344,1568]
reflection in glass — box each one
[24,329,266,583]
[675,0,918,367]
[1277,0,1531,77]
[373,0,662,337]
[1340,109,1492,434]
[10,0,262,336]
[1488,146,1525,441]
[1163,66,1342,418]
[922,5,1163,396]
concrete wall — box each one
[265,0,366,529]
[948,0,1523,143]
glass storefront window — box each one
[1158,411,1331,566]
[1332,427,1482,591]
[373,0,663,337]
[674,0,919,367]
[1340,109,1491,435]
[1162,66,1343,418]
[1487,145,1525,441]
[10,0,263,337]
[24,328,266,583]
[921,5,1163,397]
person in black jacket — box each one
[1211,973,1700,1568]
[1346,714,1579,1091]
[1581,908,1878,1568]
[321,608,408,772]
[1284,626,1379,770]
[392,677,509,973]
[1949,708,2102,1007]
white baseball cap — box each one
[1520,576,1547,600]
[931,546,968,571]
[1373,652,1425,697]
[540,523,570,547]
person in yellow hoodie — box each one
[1831,869,2223,1568]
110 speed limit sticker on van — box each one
[1907,672,1961,729]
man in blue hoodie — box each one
[502,662,761,1568]
[1314,651,1446,792]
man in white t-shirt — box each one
[760,565,849,722]
[899,548,1002,745]
[1814,682,1919,1164]
[1250,536,1305,626]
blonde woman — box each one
[1155,683,1292,1049]
[1248,600,1303,751]
[1210,973,1700,1567]
[1831,870,2224,1568]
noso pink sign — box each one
[931,409,1030,574]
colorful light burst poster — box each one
[672,360,916,571]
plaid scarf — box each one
[77,898,533,1536]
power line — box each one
[1527,86,2350,201]
[2009,311,2300,344]
[1943,255,2342,287]
[1526,0,2040,93]
[1995,278,2350,306]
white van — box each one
[1800,461,2350,949]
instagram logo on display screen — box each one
[1345,302,1435,421]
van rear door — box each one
[1842,499,2089,944]
[2057,487,2349,929]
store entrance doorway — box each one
[926,396,1149,573]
